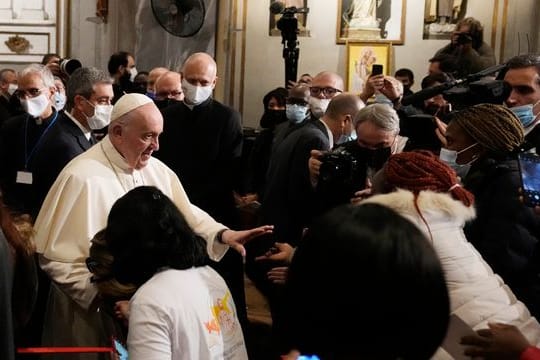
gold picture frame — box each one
[346,42,392,94]
[337,0,406,44]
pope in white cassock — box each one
[33,93,273,357]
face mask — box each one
[21,93,50,117]
[54,92,66,110]
[145,91,156,100]
[260,109,287,128]
[182,79,213,106]
[154,98,181,109]
[83,99,113,130]
[129,67,138,83]
[511,100,540,128]
[439,143,478,178]
[286,104,308,124]
[359,146,392,170]
[7,83,17,96]
[309,98,330,119]
[374,93,393,106]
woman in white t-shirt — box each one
[94,186,248,360]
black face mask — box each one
[358,146,392,170]
[154,98,182,109]
[260,109,287,128]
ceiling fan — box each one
[150,0,206,37]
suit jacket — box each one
[155,98,243,227]
[30,112,94,218]
[261,119,330,246]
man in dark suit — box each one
[245,93,364,353]
[30,67,113,217]
[0,68,19,125]
[154,52,248,332]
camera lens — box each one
[60,58,82,75]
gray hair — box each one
[20,64,54,88]
[354,103,400,134]
[66,67,112,111]
[0,68,16,83]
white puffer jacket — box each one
[363,190,540,359]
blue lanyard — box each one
[24,111,58,169]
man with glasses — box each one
[245,93,364,353]
[0,64,57,215]
[153,71,183,109]
[29,67,113,218]
[308,71,344,119]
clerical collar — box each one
[182,97,212,110]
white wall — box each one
[240,0,510,128]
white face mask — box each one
[309,97,330,118]
[7,83,17,96]
[182,79,213,106]
[21,93,50,117]
[129,67,138,82]
[54,92,66,110]
[439,143,478,178]
[83,99,113,130]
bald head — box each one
[288,84,310,103]
[155,71,183,101]
[182,52,217,82]
[147,67,168,93]
[323,93,365,140]
[311,71,344,97]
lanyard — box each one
[24,111,58,169]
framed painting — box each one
[337,0,406,44]
[423,0,468,40]
[346,42,391,94]
[269,0,310,37]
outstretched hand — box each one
[220,225,274,257]
[461,322,530,359]
[255,242,295,263]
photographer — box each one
[434,17,495,78]
[309,103,406,207]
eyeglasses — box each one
[155,90,183,100]
[310,87,342,97]
[16,87,47,99]
[286,98,309,106]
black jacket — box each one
[464,156,540,318]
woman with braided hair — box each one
[364,150,540,358]
[437,103,540,321]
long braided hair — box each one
[384,150,475,240]
[385,150,474,207]
[450,103,524,154]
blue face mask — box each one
[145,91,156,100]
[374,93,393,106]
[511,100,540,128]
[439,143,478,179]
[286,104,308,124]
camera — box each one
[443,78,510,110]
[455,32,473,45]
[59,58,82,75]
[317,144,367,210]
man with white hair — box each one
[0,64,57,214]
[34,93,272,356]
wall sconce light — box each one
[86,0,108,24]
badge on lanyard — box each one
[16,171,33,184]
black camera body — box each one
[317,144,367,210]
[59,58,82,75]
[455,32,473,45]
[443,78,510,110]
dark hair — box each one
[429,54,457,75]
[41,53,60,65]
[506,54,540,85]
[107,51,132,76]
[284,204,450,359]
[105,186,208,286]
[457,17,484,50]
[394,68,414,81]
[421,72,453,89]
[263,87,288,109]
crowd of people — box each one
[2,15,540,360]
